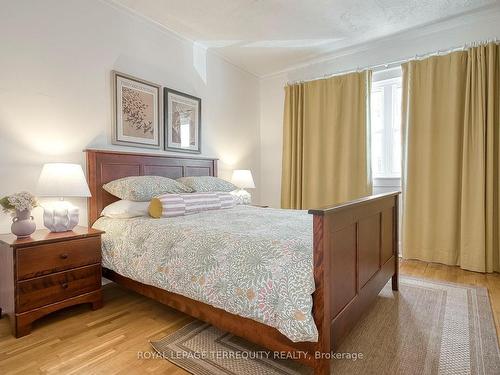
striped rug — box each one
[151,277,500,375]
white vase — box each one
[11,209,36,239]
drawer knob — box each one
[61,282,69,289]
[60,253,68,259]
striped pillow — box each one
[149,192,236,218]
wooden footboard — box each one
[309,191,400,374]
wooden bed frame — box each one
[86,149,400,375]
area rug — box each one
[150,277,500,375]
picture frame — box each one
[164,87,201,154]
[112,71,162,149]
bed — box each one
[86,149,400,375]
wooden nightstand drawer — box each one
[1,227,104,337]
[17,265,101,312]
[16,237,101,280]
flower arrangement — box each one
[0,191,38,214]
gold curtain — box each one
[281,72,372,209]
[402,43,500,272]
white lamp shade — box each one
[37,163,91,197]
[231,169,255,189]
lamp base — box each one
[230,189,252,205]
[42,201,79,232]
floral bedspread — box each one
[93,205,318,342]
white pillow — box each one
[101,200,150,219]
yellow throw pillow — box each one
[148,197,164,218]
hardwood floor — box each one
[0,259,499,374]
[0,282,193,375]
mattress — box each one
[93,205,318,342]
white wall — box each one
[259,7,500,207]
[0,0,261,233]
[259,74,287,208]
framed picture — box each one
[112,71,162,149]
[164,87,201,153]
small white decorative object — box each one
[36,163,91,232]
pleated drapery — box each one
[281,72,372,209]
[402,43,500,272]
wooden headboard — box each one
[85,149,218,226]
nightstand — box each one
[0,226,104,337]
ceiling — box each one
[112,0,499,77]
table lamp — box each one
[231,170,255,191]
[36,163,91,232]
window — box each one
[371,74,402,178]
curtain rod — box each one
[286,38,499,86]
